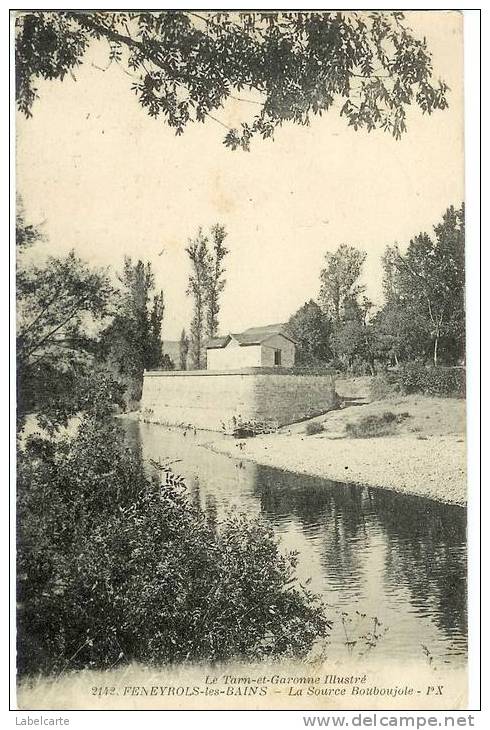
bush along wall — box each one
[397,364,466,398]
[371,364,465,400]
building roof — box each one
[206,324,296,348]
[206,335,231,349]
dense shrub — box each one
[370,365,465,400]
[345,411,408,438]
[17,417,329,676]
[305,421,324,436]
[17,366,126,432]
[397,363,466,398]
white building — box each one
[206,323,296,370]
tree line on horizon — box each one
[286,203,465,374]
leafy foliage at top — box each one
[16,10,449,148]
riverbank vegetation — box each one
[17,407,330,677]
[370,364,465,400]
[98,258,169,407]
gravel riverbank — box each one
[206,396,467,506]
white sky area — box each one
[16,11,464,340]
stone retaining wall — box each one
[141,368,336,431]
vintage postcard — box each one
[14,8,471,713]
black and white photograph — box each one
[12,6,477,714]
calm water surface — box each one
[122,419,467,668]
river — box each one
[122,419,467,669]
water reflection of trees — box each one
[253,469,369,601]
[369,487,467,645]
[253,465,466,650]
[121,418,143,458]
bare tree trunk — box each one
[433,334,439,367]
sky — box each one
[16,11,464,340]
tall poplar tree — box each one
[186,224,228,368]
[186,231,209,369]
[205,224,228,339]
